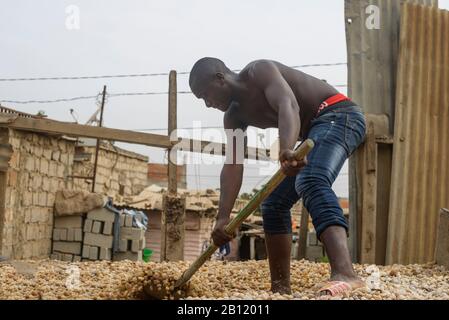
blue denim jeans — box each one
[261,105,366,239]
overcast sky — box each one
[1,0,448,196]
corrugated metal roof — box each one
[114,187,218,214]
[387,3,449,264]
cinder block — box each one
[74,228,83,242]
[113,251,142,262]
[119,240,128,252]
[120,214,125,227]
[52,229,61,241]
[62,254,73,262]
[119,227,145,241]
[67,229,74,242]
[131,240,140,253]
[103,221,113,235]
[99,248,112,260]
[89,246,99,260]
[125,215,133,227]
[83,232,114,249]
[84,219,93,233]
[60,229,67,241]
[54,216,83,229]
[73,255,82,262]
[53,241,82,255]
[87,208,115,223]
[92,221,102,234]
[82,245,91,258]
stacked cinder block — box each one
[82,208,115,261]
[113,213,145,261]
[51,216,84,262]
[305,231,324,262]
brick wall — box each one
[72,142,148,198]
[147,163,187,189]
[0,128,75,259]
[0,131,150,260]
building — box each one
[73,139,148,197]
[0,106,149,260]
[147,163,187,189]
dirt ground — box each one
[0,259,448,300]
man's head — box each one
[189,57,234,112]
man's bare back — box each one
[226,60,339,138]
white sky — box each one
[1,0,448,196]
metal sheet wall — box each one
[345,0,438,263]
[387,3,449,264]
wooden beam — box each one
[0,113,273,162]
[168,71,178,194]
[0,114,172,148]
[375,143,392,265]
[180,138,271,162]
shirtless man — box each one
[189,58,366,296]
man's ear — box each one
[215,72,226,85]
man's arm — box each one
[251,61,306,176]
[212,108,247,247]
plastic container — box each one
[143,248,153,262]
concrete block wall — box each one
[73,142,148,198]
[1,128,75,259]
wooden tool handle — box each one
[174,139,315,289]
[224,139,314,234]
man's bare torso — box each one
[226,60,339,138]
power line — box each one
[0,85,348,105]
[0,62,347,82]
[0,91,190,104]
[0,95,99,104]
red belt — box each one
[317,93,351,115]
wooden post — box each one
[435,208,449,268]
[160,71,185,262]
[360,121,377,264]
[160,193,186,262]
[297,205,309,260]
[92,85,107,193]
[168,71,177,194]
[250,236,256,260]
